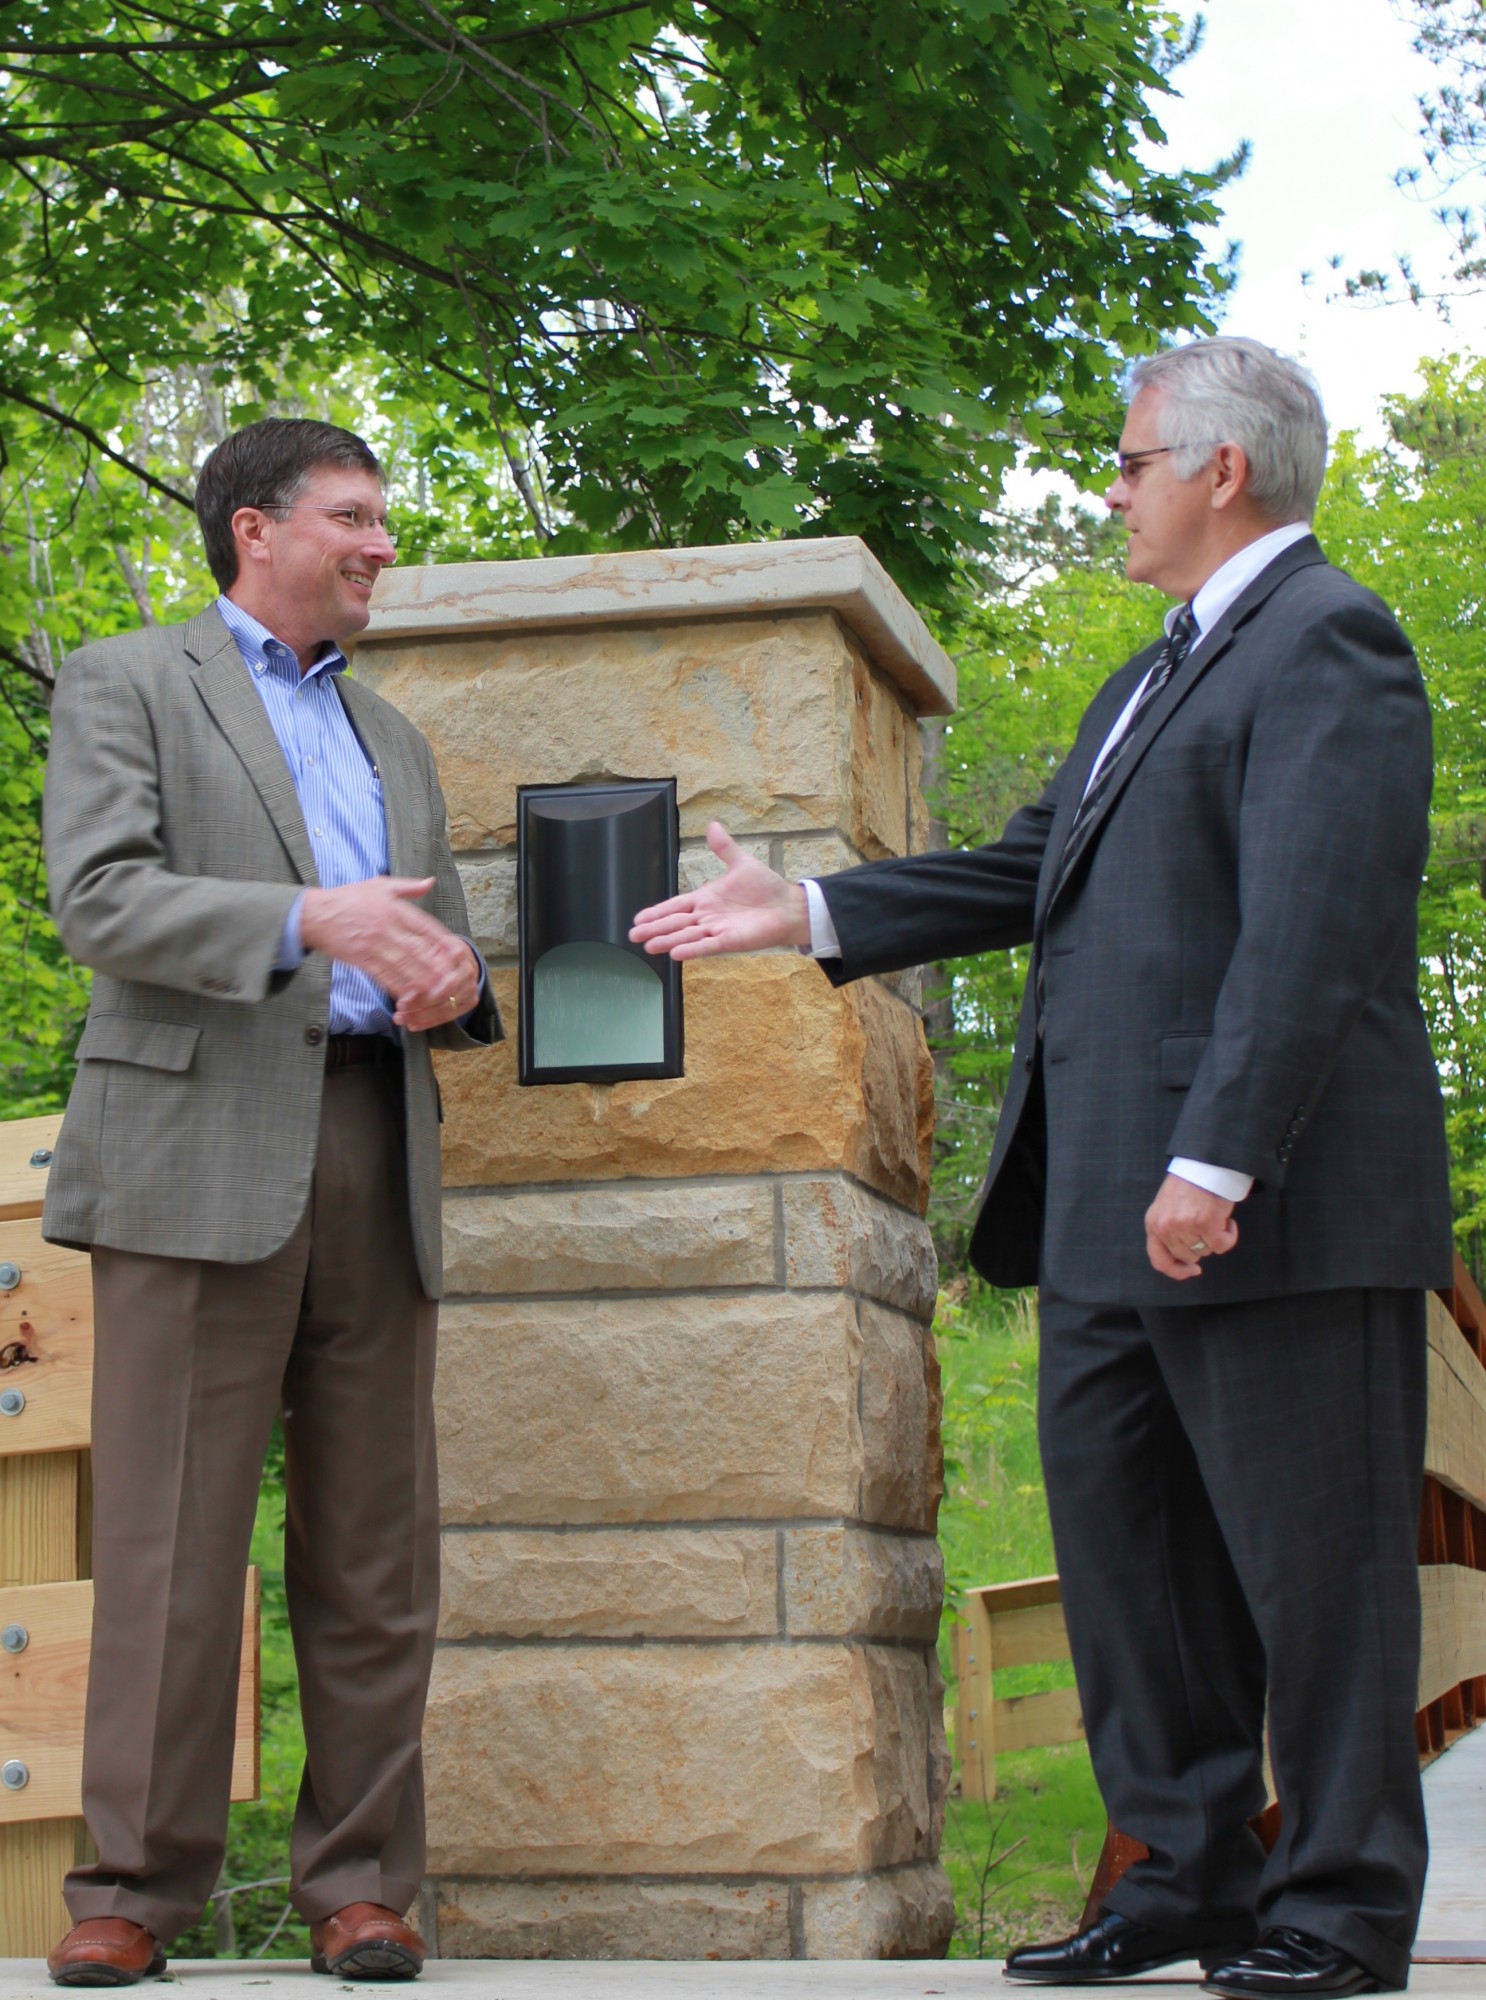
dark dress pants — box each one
[63,1054,440,1943]
[1036,1278,1427,1988]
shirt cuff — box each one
[274,893,307,973]
[800,879,842,959]
[461,940,489,1022]
[1168,1157,1254,1203]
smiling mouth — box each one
[341,567,378,592]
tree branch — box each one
[0,384,194,509]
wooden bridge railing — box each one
[952,1254,1486,1914]
[0,1113,260,1957]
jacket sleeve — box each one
[44,649,298,1003]
[1167,591,1432,1184]
[813,762,1066,986]
[418,740,501,1050]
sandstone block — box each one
[356,613,880,851]
[845,631,920,864]
[677,833,772,895]
[437,955,932,1215]
[436,1292,864,1525]
[442,1182,776,1296]
[424,1641,933,1876]
[439,1527,778,1640]
[925,1643,951,1856]
[859,1301,943,1533]
[455,853,518,957]
[779,836,925,1008]
[783,1175,937,1316]
[781,831,864,881]
[433,1877,790,1960]
[906,711,932,857]
[783,1526,943,1642]
[797,1862,955,1958]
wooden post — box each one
[0,1113,263,1954]
[0,1113,91,1958]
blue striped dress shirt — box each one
[216,595,407,1037]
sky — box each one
[1155,0,1486,435]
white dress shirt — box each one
[802,520,1315,1206]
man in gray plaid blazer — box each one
[632,339,1453,1998]
[41,420,498,1986]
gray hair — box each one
[1128,337,1328,524]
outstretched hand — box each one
[630,821,811,960]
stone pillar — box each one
[355,538,957,1960]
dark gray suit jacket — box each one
[819,536,1454,1308]
[42,605,500,1298]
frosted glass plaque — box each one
[532,941,665,1070]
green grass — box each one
[935,1280,1101,1959]
[174,1283,1097,1961]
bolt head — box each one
[0,1262,19,1291]
[28,1148,52,1167]
[0,1388,25,1416]
[0,1625,26,1654]
[1,1760,28,1790]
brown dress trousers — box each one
[63,1050,439,1942]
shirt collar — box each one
[215,594,347,682]
[1168,520,1314,641]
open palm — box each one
[629,821,809,960]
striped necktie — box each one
[1052,600,1198,900]
[1034,602,1197,1033]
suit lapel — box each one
[335,673,413,879]
[1039,535,1330,924]
[185,606,319,885]
[1032,646,1160,931]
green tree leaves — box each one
[0,0,1225,601]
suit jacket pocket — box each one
[1143,738,1231,773]
[77,1014,202,1072]
[1160,1030,1210,1089]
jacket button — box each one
[304,1024,325,1047]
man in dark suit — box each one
[41,419,499,1985]
[631,338,1453,1997]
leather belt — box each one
[325,1033,399,1071]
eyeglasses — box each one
[1113,442,1218,479]
[249,503,398,545]
[1113,446,1176,479]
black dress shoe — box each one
[1201,1927,1388,1997]
[1005,1907,1243,1983]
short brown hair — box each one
[194,418,382,590]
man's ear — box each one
[230,506,274,569]
[1209,441,1251,512]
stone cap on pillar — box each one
[365,536,956,717]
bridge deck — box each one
[2,1728,1482,1998]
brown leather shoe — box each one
[310,1902,426,1980]
[47,1918,165,1987]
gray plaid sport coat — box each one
[41,604,499,1298]
[819,535,1454,1308]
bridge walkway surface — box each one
[1,1728,1483,1999]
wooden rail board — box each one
[0,1570,260,1825]
[1419,1563,1486,1710]
[1426,1292,1486,1514]
[0,1220,93,1458]
[0,1115,62,1224]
